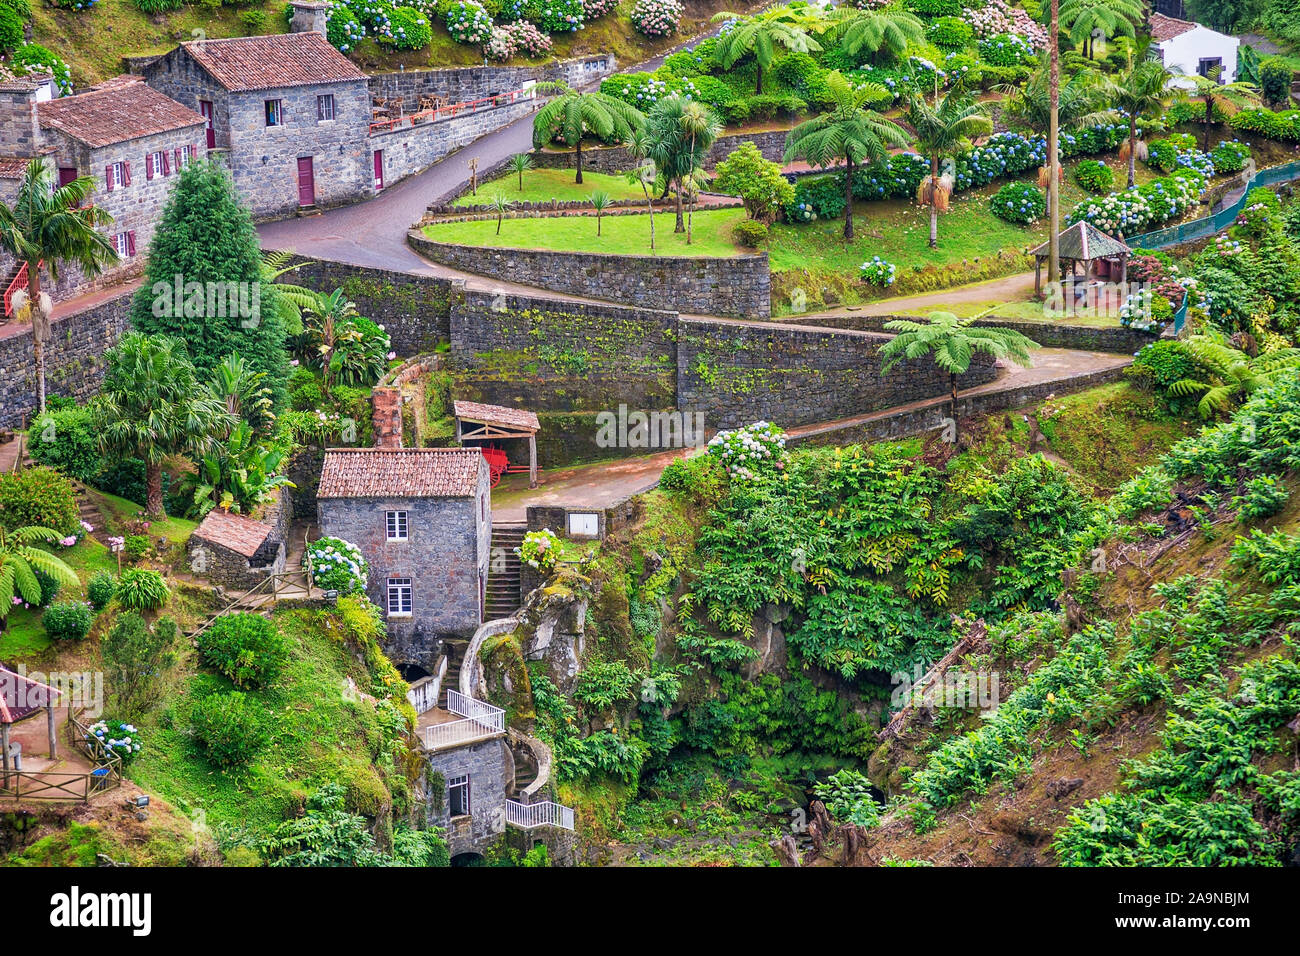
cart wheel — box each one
[490,469,502,489]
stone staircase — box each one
[485,523,525,621]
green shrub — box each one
[0,5,22,53]
[1210,139,1250,174]
[906,0,961,15]
[34,569,61,607]
[94,458,169,508]
[733,219,769,246]
[87,571,116,611]
[989,181,1045,223]
[1259,56,1293,106]
[191,692,269,768]
[132,0,184,11]
[239,8,267,32]
[0,465,80,535]
[198,612,290,688]
[1073,159,1114,194]
[43,600,94,641]
[658,454,724,503]
[115,568,169,611]
[1237,473,1290,520]
[381,5,434,49]
[29,407,104,482]
[927,16,972,49]
[123,535,150,563]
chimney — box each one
[288,0,331,36]
[0,77,44,157]
[371,387,403,449]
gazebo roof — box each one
[1031,221,1132,261]
[453,401,540,434]
[1,667,61,724]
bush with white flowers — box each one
[326,4,366,52]
[1068,171,1205,237]
[444,0,494,44]
[87,719,143,765]
[860,256,897,286]
[485,19,553,58]
[517,528,561,575]
[630,0,682,37]
[707,422,788,483]
[582,0,617,16]
[979,32,1036,66]
[307,537,369,595]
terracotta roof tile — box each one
[1150,13,1199,42]
[38,76,206,148]
[193,509,274,558]
[453,400,540,432]
[0,157,31,179]
[1,667,61,724]
[180,33,368,92]
[318,448,485,499]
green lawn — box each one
[453,168,647,207]
[98,490,198,546]
[0,535,117,661]
[424,207,747,257]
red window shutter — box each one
[145,154,154,180]
[162,151,171,175]
[105,165,114,191]
[123,162,131,186]
[127,231,136,256]
[194,141,200,157]
[173,148,181,169]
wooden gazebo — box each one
[453,400,541,489]
[1,666,61,785]
[1032,221,1133,297]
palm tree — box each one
[0,158,118,415]
[509,152,534,191]
[783,71,910,239]
[589,190,612,236]
[488,193,515,236]
[1058,0,1142,58]
[1100,52,1176,187]
[1186,73,1259,152]
[1169,333,1300,417]
[905,91,992,248]
[531,82,644,185]
[826,4,923,63]
[881,312,1038,435]
[623,128,659,252]
[208,354,274,437]
[646,95,722,234]
[0,525,80,629]
[96,332,232,516]
[679,101,722,244]
[711,8,822,94]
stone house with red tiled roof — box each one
[143,31,373,219]
[316,447,492,669]
[0,73,206,302]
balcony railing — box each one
[419,690,505,751]
[506,799,574,831]
[406,656,447,716]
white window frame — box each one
[448,774,471,817]
[107,161,126,189]
[178,144,193,167]
[149,151,165,178]
[113,232,131,257]
[317,93,336,122]
[386,577,412,617]
[265,99,283,127]
[386,510,408,542]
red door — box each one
[373,150,384,191]
[57,167,77,187]
[296,157,315,207]
[199,101,215,149]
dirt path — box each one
[799,272,1038,319]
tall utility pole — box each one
[1048,0,1061,283]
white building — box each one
[1150,12,1241,89]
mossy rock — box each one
[481,633,536,726]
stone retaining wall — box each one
[677,317,999,430]
[410,231,771,319]
[372,97,538,188]
[367,56,615,112]
[528,128,791,175]
[784,312,1154,355]
[0,285,134,429]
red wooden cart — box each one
[480,446,510,488]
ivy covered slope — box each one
[32,0,747,89]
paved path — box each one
[488,346,1129,520]
[798,271,1039,320]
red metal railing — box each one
[4,261,28,318]
[368,88,533,135]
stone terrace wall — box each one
[787,312,1153,355]
[0,285,134,429]
[372,97,538,187]
[272,257,457,354]
[410,232,771,319]
[368,55,615,111]
[677,318,999,430]
[449,289,678,412]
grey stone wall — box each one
[787,312,1154,356]
[0,284,132,429]
[449,289,678,411]
[316,480,489,667]
[410,232,771,320]
[368,56,615,113]
[272,257,457,354]
[423,737,508,858]
[676,317,1000,430]
[371,96,537,189]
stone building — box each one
[142,31,372,219]
[0,74,206,302]
[315,447,491,669]
[187,501,290,590]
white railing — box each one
[419,690,505,751]
[506,799,574,831]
